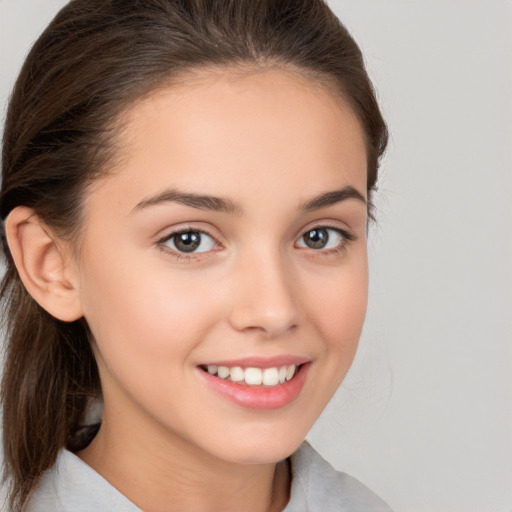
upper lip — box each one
[198,355,310,369]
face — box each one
[75,68,368,465]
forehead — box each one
[86,68,367,217]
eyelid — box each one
[295,221,356,242]
[294,223,356,253]
[155,225,222,260]
[155,222,222,244]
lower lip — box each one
[198,363,310,410]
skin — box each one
[47,68,369,511]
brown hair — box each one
[0,0,387,509]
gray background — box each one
[1,1,511,511]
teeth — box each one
[205,364,300,386]
[262,367,279,386]
[278,366,287,384]
[217,366,230,379]
[244,368,262,385]
[229,366,244,382]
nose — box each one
[227,248,299,338]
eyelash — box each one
[156,227,220,262]
[298,225,356,257]
[156,225,355,262]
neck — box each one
[78,409,291,512]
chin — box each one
[199,422,310,465]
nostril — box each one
[227,301,299,337]
[225,260,299,336]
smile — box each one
[198,360,310,410]
[202,364,299,387]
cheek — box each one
[78,251,222,372]
[292,254,368,428]
[307,255,368,356]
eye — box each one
[160,230,217,254]
[296,227,346,250]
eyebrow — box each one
[133,189,243,215]
[299,186,366,211]
[132,185,366,215]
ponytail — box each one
[1,268,100,510]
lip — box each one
[197,361,311,410]
[199,355,310,369]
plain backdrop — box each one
[1,1,511,511]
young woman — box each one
[0,1,389,510]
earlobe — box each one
[4,206,84,322]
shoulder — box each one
[23,449,141,512]
[284,442,393,512]
[23,444,392,512]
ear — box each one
[4,206,84,322]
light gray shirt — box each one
[25,442,392,511]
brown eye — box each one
[296,227,346,250]
[163,231,216,253]
[301,228,329,249]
